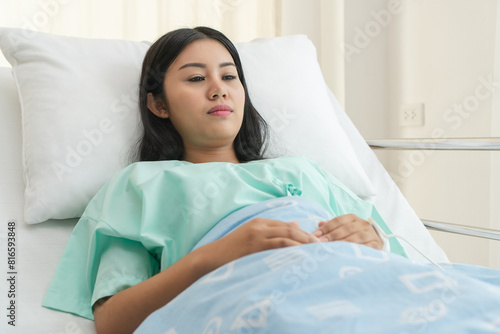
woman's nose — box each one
[208,82,228,99]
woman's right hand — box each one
[94,218,318,334]
[205,218,320,269]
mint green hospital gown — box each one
[42,156,404,320]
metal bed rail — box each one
[367,137,500,151]
[367,137,500,241]
[422,220,500,241]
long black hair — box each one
[137,26,269,162]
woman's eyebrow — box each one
[178,62,236,70]
[220,62,236,68]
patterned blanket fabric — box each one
[135,198,500,334]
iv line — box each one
[368,218,445,271]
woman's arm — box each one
[93,218,319,333]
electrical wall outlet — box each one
[400,103,425,127]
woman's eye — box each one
[188,76,205,82]
[223,75,237,80]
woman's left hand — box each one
[312,214,383,250]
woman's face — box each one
[160,39,245,153]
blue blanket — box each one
[135,197,500,333]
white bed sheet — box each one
[0,65,448,333]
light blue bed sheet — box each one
[135,197,500,333]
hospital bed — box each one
[0,28,497,333]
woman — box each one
[43,27,386,333]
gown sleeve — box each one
[42,214,160,320]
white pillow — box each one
[237,35,376,199]
[0,27,376,224]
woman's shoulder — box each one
[91,160,190,198]
[82,160,191,219]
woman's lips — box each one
[208,105,232,116]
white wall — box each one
[491,0,500,270]
[280,0,346,106]
[343,0,392,140]
[280,0,391,141]
[394,0,497,268]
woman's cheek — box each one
[235,87,245,109]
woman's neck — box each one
[182,147,239,164]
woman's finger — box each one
[313,215,382,249]
[313,214,361,238]
[247,218,319,244]
[267,222,320,244]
